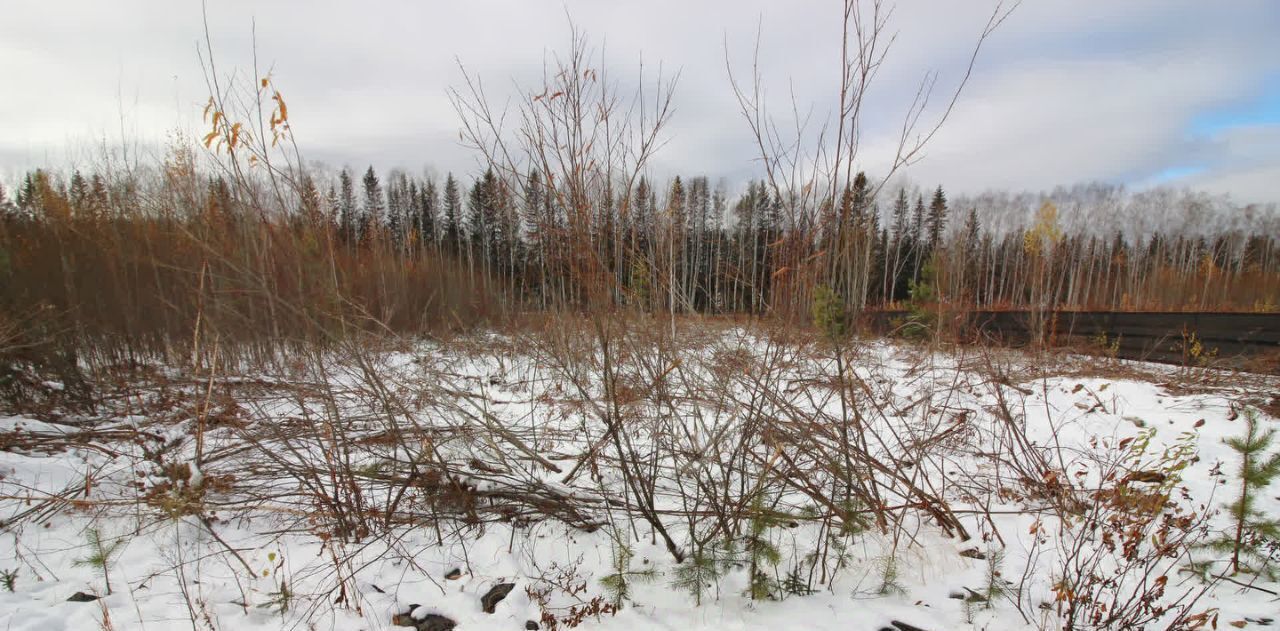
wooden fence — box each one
[863,310,1280,372]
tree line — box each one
[3,162,1277,337]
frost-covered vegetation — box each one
[2,322,1278,630]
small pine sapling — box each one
[811,284,849,341]
[980,549,1012,608]
[875,554,906,596]
[74,528,125,595]
[1202,409,1280,580]
[1,567,16,592]
[743,500,782,600]
[264,577,292,614]
[671,542,724,606]
[780,563,815,598]
[599,532,657,608]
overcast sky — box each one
[2,1,1278,203]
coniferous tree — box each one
[298,174,322,226]
[325,184,340,234]
[419,178,438,248]
[665,176,687,314]
[888,188,912,302]
[962,207,981,301]
[1201,409,1280,580]
[442,173,462,254]
[338,169,357,245]
[360,166,383,246]
[926,185,948,252]
[385,171,407,249]
[466,169,502,273]
[68,171,89,217]
[0,183,18,222]
[910,193,927,283]
[87,175,109,221]
[406,179,421,246]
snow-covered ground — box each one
[1,326,1277,630]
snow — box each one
[1,331,1277,630]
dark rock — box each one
[445,568,463,580]
[392,607,456,631]
[417,614,458,631]
[890,622,930,631]
[525,621,540,630]
[66,591,99,602]
[481,582,516,613]
[958,547,986,560]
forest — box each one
[2,159,1276,364]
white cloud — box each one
[0,0,1276,202]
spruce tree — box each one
[406,179,421,245]
[68,171,89,217]
[338,169,357,244]
[360,166,383,246]
[910,193,926,244]
[442,173,462,254]
[325,184,340,234]
[298,174,322,225]
[385,171,407,249]
[87,175,109,221]
[420,179,438,246]
[0,184,14,220]
[1202,409,1280,580]
[891,188,909,241]
[910,193,927,282]
[926,185,948,251]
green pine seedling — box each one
[262,577,292,614]
[671,544,722,606]
[744,499,782,600]
[1,568,16,592]
[73,528,125,595]
[875,554,906,596]
[811,284,848,341]
[1203,409,1280,580]
[981,549,1013,608]
[599,532,657,608]
[780,564,815,598]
